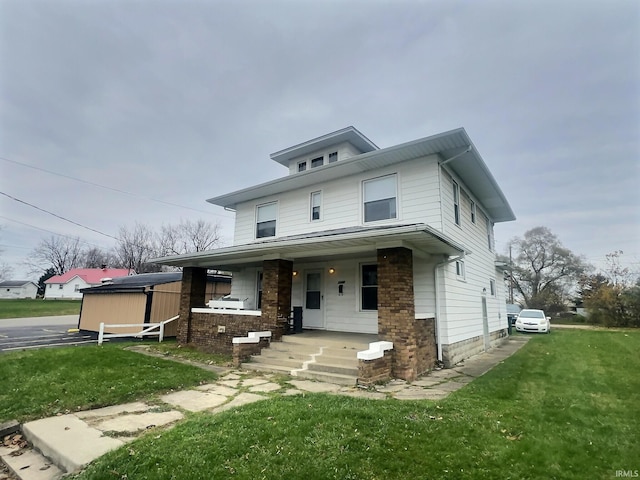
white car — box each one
[515,309,551,334]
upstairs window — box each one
[311,156,323,168]
[361,264,378,311]
[363,174,397,222]
[486,218,494,251]
[453,180,460,225]
[310,191,321,221]
[470,200,476,224]
[298,161,307,172]
[256,203,277,238]
[328,151,338,163]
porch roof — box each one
[152,223,466,271]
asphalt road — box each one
[0,315,96,353]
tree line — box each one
[25,219,221,291]
[503,227,639,327]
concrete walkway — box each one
[0,335,529,480]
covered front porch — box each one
[156,224,465,382]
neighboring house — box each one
[78,272,231,336]
[44,268,134,300]
[155,126,515,380]
[0,280,38,299]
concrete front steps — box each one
[241,331,376,386]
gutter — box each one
[434,251,466,363]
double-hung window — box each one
[453,180,460,226]
[470,200,476,224]
[489,278,496,296]
[363,174,397,223]
[256,203,277,238]
[361,264,378,311]
[486,218,494,251]
[310,191,321,221]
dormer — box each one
[270,126,379,175]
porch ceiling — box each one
[152,223,466,271]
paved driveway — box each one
[0,315,95,353]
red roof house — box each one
[44,268,134,300]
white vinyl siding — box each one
[233,155,442,244]
[438,167,504,347]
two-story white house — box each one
[156,126,515,381]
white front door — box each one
[303,270,324,329]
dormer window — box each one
[311,156,323,168]
[298,161,307,172]
[328,152,338,163]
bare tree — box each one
[81,247,116,269]
[26,236,83,276]
[113,223,161,273]
[0,226,12,280]
[506,226,588,313]
[158,219,222,256]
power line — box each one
[0,191,118,240]
[0,156,232,218]
[0,215,109,249]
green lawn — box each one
[69,330,639,480]
[0,345,217,422]
[0,298,81,319]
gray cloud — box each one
[1,0,638,277]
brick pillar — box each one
[262,259,292,341]
[377,247,418,381]
[177,267,208,344]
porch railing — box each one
[97,315,179,345]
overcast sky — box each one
[1,0,639,280]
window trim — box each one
[328,151,338,163]
[310,190,322,222]
[360,263,378,311]
[256,202,277,239]
[297,161,307,172]
[455,260,465,280]
[486,217,494,251]
[311,156,324,168]
[452,180,461,226]
[470,200,476,224]
[489,278,496,296]
[362,174,398,224]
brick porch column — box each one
[377,247,418,381]
[177,267,208,344]
[262,259,292,341]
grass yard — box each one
[0,298,81,319]
[71,329,639,480]
[0,344,217,422]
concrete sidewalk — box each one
[0,335,529,480]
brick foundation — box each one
[357,350,393,386]
[377,247,436,381]
[182,312,271,354]
[261,259,292,341]
[233,337,271,367]
[177,267,208,344]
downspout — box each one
[434,251,466,363]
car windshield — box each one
[519,310,544,319]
